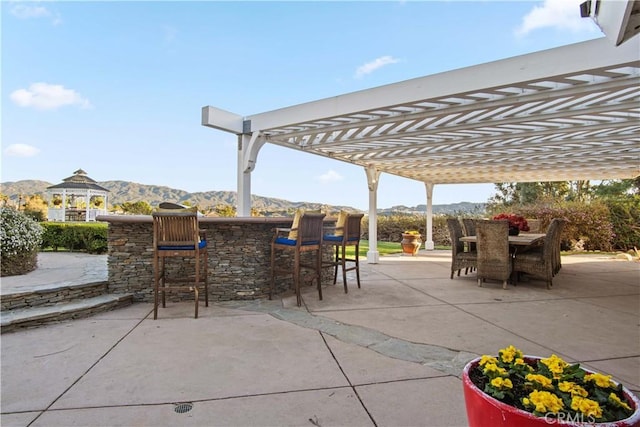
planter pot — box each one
[509,226,520,236]
[462,356,640,427]
[401,233,422,256]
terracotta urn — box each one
[401,233,422,256]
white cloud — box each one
[10,83,92,110]
[4,144,41,158]
[317,169,343,184]
[11,3,49,19]
[355,56,400,79]
[10,3,62,25]
[515,0,597,36]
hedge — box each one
[362,198,639,252]
[41,222,108,254]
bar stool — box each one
[152,209,208,319]
[323,212,364,293]
[270,210,326,307]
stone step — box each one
[0,293,135,334]
[1,281,110,311]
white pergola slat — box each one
[203,35,639,261]
[233,37,639,186]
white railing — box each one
[47,208,108,222]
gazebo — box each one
[46,169,109,222]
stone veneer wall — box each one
[1,282,108,311]
[100,216,335,302]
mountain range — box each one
[0,180,486,214]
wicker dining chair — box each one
[462,218,477,265]
[551,219,565,276]
[446,218,477,279]
[476,220,512,290]
[513,218,564,289]
[270,211,326,307]
[152,210,208,319]
[323,212,364,293]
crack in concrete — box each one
[220,299,478,377]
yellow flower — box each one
[584,373,615,389]
[540,354,568,378]
[571,396,603,419]
[479,355,498,366]
[483,363,507,376]
[558,381,588,397]
[526,373,553,389]
[523,390,564,414]
[499,345,522,363]
[474,347,635,423]
[609,393,632,411]
[491,377,513,390]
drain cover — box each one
[174,402,193,414]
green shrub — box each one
[41,222,108,254]
[603,196,640,250]
[1,207,44,276]
[506,201,615,251]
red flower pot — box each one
[462,356,640,427]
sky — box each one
[1,0,602,210]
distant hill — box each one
[379,202,486,215]
[0,179,354,213]
[0,179,486,214]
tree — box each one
[22,194,48,221]
[215,204,236,217]
[489,181,580,206]
[120,201,153,215]
[592,178,639,199]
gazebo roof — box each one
[47,169,110,193]
[203,36,640,185]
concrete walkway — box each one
[0,252,108,295]
[1,251,638,426]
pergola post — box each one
[365,165,381,264]
[237,134,252,217]
[424,182,435,250]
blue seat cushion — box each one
[275,237,320,246]
[158,240,207,250]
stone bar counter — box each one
[97,215,334,302]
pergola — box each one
[203,13,639,262]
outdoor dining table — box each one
[460,233,546,248]
[460,233,547,284]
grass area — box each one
[343,240,449,258]
[340,240,401,258]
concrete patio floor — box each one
[1,250,638,426]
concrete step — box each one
[0,293,135,334]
